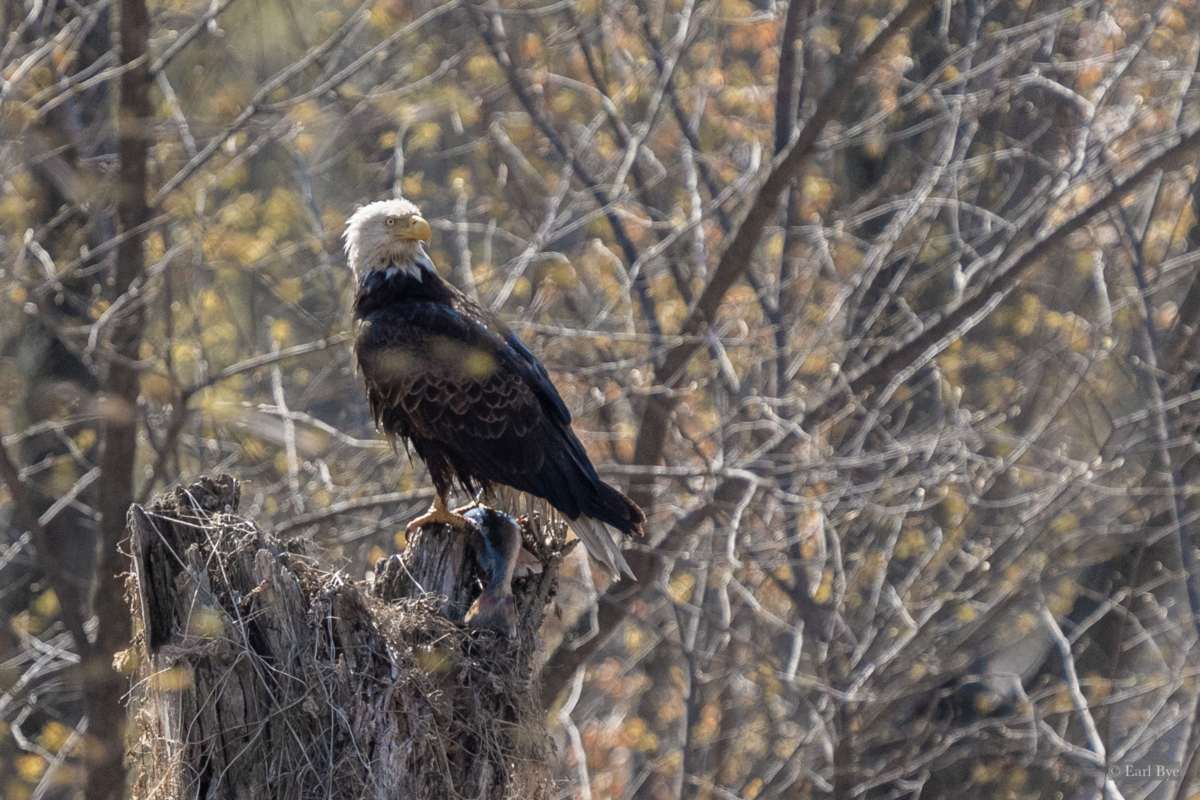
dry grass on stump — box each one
[127,475,565,800]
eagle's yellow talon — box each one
[407,497,470,532]
[406,509,471,533]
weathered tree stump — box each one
[127,474,565,800]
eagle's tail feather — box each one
[569,469,644,581]
[570,516,634,580]
[510,430,647,580]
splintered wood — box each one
[127,475,566,800]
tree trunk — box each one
[127,475,563,800]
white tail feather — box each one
[489,487,634,580]
[570,516,634,580]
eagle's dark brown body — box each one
[353,253,644,575]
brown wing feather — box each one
[357,305,549,483]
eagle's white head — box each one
[343,198,433,279]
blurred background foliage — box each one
[3,0,1200,796]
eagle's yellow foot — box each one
[407,500,470,533]
[452,501,480,515]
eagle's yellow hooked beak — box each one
[393,215,432,244]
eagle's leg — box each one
[451,487,484,515]
[407,491,470,533]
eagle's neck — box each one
[353,254,465,319]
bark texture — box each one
[128,475,563,800]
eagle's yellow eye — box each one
[385,217,398,226]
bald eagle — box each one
[345,199,644,578]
